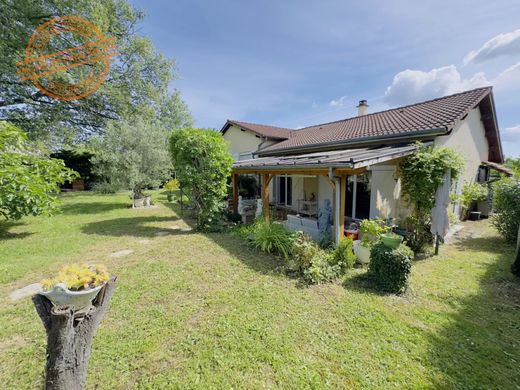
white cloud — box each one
[384,65,490,106]
[494,61,520,92]
[464,29,520,65]
[502,124,520,142]
[329,96,348,107]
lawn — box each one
[1,191,519,389]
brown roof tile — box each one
[259,87,492,155]
[222,120,291,140]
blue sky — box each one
[130,0,520,157]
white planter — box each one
[39,283,105,310]
[353,240,371,264]
[133,196,151,208]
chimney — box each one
[357,100,369,116]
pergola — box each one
[230,144,418,244]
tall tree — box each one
[0,0,192,148]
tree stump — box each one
[32,278,116,390]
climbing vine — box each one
[397,143,464,251]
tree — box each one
[0,0,192,147]
[0,122,77,221]
[90,118,172,197]
[505,157,520,178]
[170,128,233,230]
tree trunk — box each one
[512,225,520,277]
[32,279,116,390]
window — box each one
[345,172,371,220]
[278,175,292,206]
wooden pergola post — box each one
[262,173,273,223]
[232,173,239,214]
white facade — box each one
[226,106,495,222]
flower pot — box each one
[39,283,105,310]
[469,211,481,221]
[353,240,371,264]
[381,233,403,249]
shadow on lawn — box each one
[59,202,126,215]
[81,215,188,238]
[425,234,520,388]
[0,221,33,240]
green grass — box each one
[1,191,519,389]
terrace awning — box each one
[232,144,418,175]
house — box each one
[222,87,509,243]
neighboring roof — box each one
[221,119,291,140]
[233,144,418,173]
[482,161,513,176]
[255,87,502,162]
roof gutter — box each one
[256,127,448,157]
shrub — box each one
[368,242,414,293]
[251,220,293,259]
[170,128,233,230]
[492,177,520,243]
[460,182,488,219]
[91,181,120,194]
[303,250,342,285]
[224,210,242,224]
[331,236,356,271]
[359,218,389,248]
[0,123,78,220]
[292,231,321,271]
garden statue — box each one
[255,198,263,218]
[318,199,332,235]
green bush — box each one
[170,128,233,230]
[291,231,320,271]
[492,177,520,243]
[251,220,293,259]
[303,250,342,285]
[460,182,488,219]
[331,237,356,271]
[92,181,120,194]
[224,210,242,224]
[368,242,414,294]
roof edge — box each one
[257,127,447,157]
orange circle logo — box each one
[16,16,117,101]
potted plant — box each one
[460,182,488,220]
[381,232,404,249]
[40,264,110,310]
[164,179,180,202]
[353,219,390,264]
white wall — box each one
[369,165,400,220]
[223,125,262,160]
[434,108,489,185]
[318,175,334,212]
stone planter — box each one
[39,283,105,310]
[353,240,371,264]
[133,195,152,208]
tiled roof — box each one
[259,87,493,155]
[222,120,291,140]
